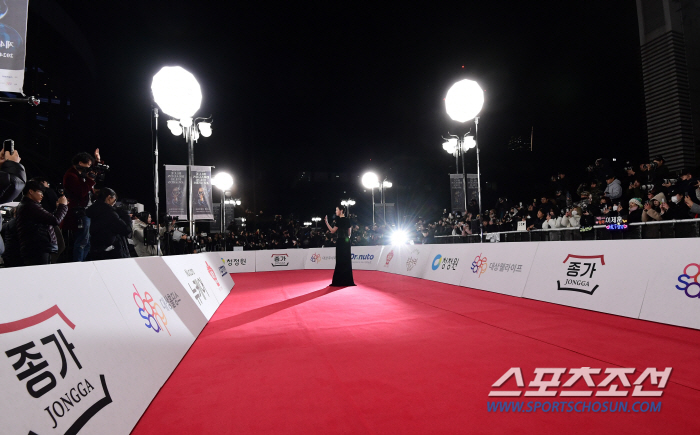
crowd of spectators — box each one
[3,146,700,268]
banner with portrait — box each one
[450,174,466,213]
[191,166,214,221]
[164,165,187,220]
[0,0,29,93]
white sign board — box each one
[459,242,539,297]
[522,240,656,318]
[199,252,235,295]
[161,256,223,319]
[219,250,256,273]
[92,259,199,389]
[638,239,700,330]
[350,246,382,270]
[0,263,158,435]
[421,244,473,286]
[305,248,336,270]
[397,244,432,278]
[255,249,307,272]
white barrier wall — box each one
[522,240,658,319]
[421,245,473,286]
[255,249,307,272]
[458,242,538,297]
[350,246,383,270]
[639,239,700,330]
[219,250,256,273]
[304,247,336,270]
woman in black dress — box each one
[325,205,355,286]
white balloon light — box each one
[212,172,234,190]
[151,66,202,120]
[442,138,458,154]
[362,172,380,189]
[198,121,212,137]
[445,79,484,123]
[167,119,183,136]
[463,135,476,150]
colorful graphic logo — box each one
[406,249,420,271]
[471,253,488,277]
[557,254,605,295]
[432,254,443,270]
[206,261,221,287]
[310,253,321,263]
[676,263,700,298]
[385,249,394,267]
[133,285,170,336]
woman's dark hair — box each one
[71,152,94,166]
[137,211,150,223]
[97,187,117,202]
[337,204,347,215]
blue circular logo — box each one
[432,254,442,270]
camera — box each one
[640,184,655,191]
[88,163,110,182]
[55,183,65,197]
[647,162,658,170]
[623,161,634,171]
[663,179,678,185]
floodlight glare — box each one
[212,172,234,190]
[442,138,457,154]
[167,120,183,136]
[463,135,476,150]
[362,172,380,189]
[383,181,393,188]
[151,66,202,120]
[390,229,409,245]
[445,79,484,122]
[198,121,212,137]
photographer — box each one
[661,189,691,220]
[16,180,69,266]
[0,207,21,267]
[85,187,132,260]
[132,211,157,257]
[642,192,666,222]
[628,198,643,223]
[603,174,623,201]
[31,177,67,263]
[63,150,100,262]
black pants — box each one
[23,253,51,266]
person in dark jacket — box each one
[0,146,25,203]
[0,208,21,267]
[31,177,67,264]
[85,187,132,260]
[62,151,99,262]
[16,180,69,266]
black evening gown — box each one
[331,217,356,286]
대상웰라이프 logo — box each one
[271,254,290,267]
[133,285,170,336]
[1,306,113,433]
[385,249,394,267]
[557,254,605,295]
[310,253,321,263]
[471,253,488,277]
[676,263,700,298]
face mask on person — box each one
[571,210,578,216]
[672,196,680,204]
[613,205,618,211]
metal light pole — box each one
[362,172,380,226]
[444,78,484,242]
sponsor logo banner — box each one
[638,239,700,330]
[255,249,306,272]
[305,248,336,270]
[459,242,536,297]
[421,245,470,286]
[220,251,256,273]
[161,256,223,319]
[522,240,655,318]
[350,246,382,270]
[0,0,28,93]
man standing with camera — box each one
[62,149,101,262]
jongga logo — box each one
[432,255,443,270]
[676,263,700,298]
[310,253,321,263]
[471,253,488,277]
[558,254,605,295]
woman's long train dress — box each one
[331,217,356,286]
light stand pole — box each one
[474,117,482,238]
[444,78,484,242]
[362,172,380,227]
[153,107,162,255]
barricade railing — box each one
[433,218,700,243]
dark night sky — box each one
[22,1,648,224]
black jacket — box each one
[0,160,26,204]
[85,201,132,253]
[0,217,21,266]
[16,197,68,257]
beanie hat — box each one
[629,198,642,208]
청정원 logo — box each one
[557,254,605,295]
[471,253,488,277]
[676,263,700,298]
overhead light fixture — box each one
[445,79,484,123]
[151,66,202,120]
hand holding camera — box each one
[57,196,68,206]
[1,139,21,163]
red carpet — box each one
[131,270,700,434]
